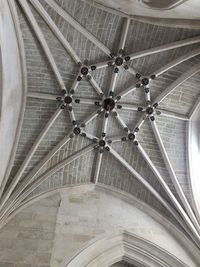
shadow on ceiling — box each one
[138,0,188,10]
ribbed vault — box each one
[1,0,200,252]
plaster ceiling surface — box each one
[1,0,200,251]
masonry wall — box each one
[0,194,60,267]
[51,185,199,267]
[0,185,199,267]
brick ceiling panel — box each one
[84,111,104,137]
[53,0,124,53]
[63,149,96,184]
[9,99,59,180]
[112,68,137,95]
[28,149,95,198]
[125,20,200,55]
[2,0,200,247]
[73,79,100,99]
[105,116,127,138]
[33,135,93,182]
[29,4,79,83]
[118,89,146,106]
[91,67,114,95]
[17,5,61,95]
[156,117,191,203]
[159,72,200,115]
[24,110,73,175]
[73,103,98,123]
[98,150,175,221]
[115,109,142,130]
[146,57,198,101]
[38,0,111,63]
[131,43,200,76]
[110,140,174,204]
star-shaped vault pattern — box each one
[1,0,200,250]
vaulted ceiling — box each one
[93,0,200,21]
[1,0,200,251]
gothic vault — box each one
[1,0,200,266]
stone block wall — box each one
[0,194,60,267]
[0,186,199,267]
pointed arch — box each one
[63,231,190,267]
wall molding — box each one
[62,231,190,267]
[1,184,199,264]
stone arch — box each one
[0,184,199,267]
[188,99,200,224]
[61,230,189,267]
[0,0,27,194]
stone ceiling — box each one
[92,0,200,21]
[1,0,200,251]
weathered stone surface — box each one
[0,194,60,267]
[50,186,199,267]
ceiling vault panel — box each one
[1,0,200,249]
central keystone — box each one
[99,140,106,147]
[64,96,72,104]
[81,67,88,75]
[115,57,124,66]
[103,98,115,112]
[142,77,149,86]
[146,106,154,115]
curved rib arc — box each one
[151,120,200,235]
[137,142,200,242]
[18,0,66,91]
[29,0,81,64]
[0,107,62,209]
[153,63,200,105]
[152,48,200,78]
[108,145,200,245]
[0,144,95,223]
[129,36,200,61]
[45,0,111,56]
[0,133,72,220]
